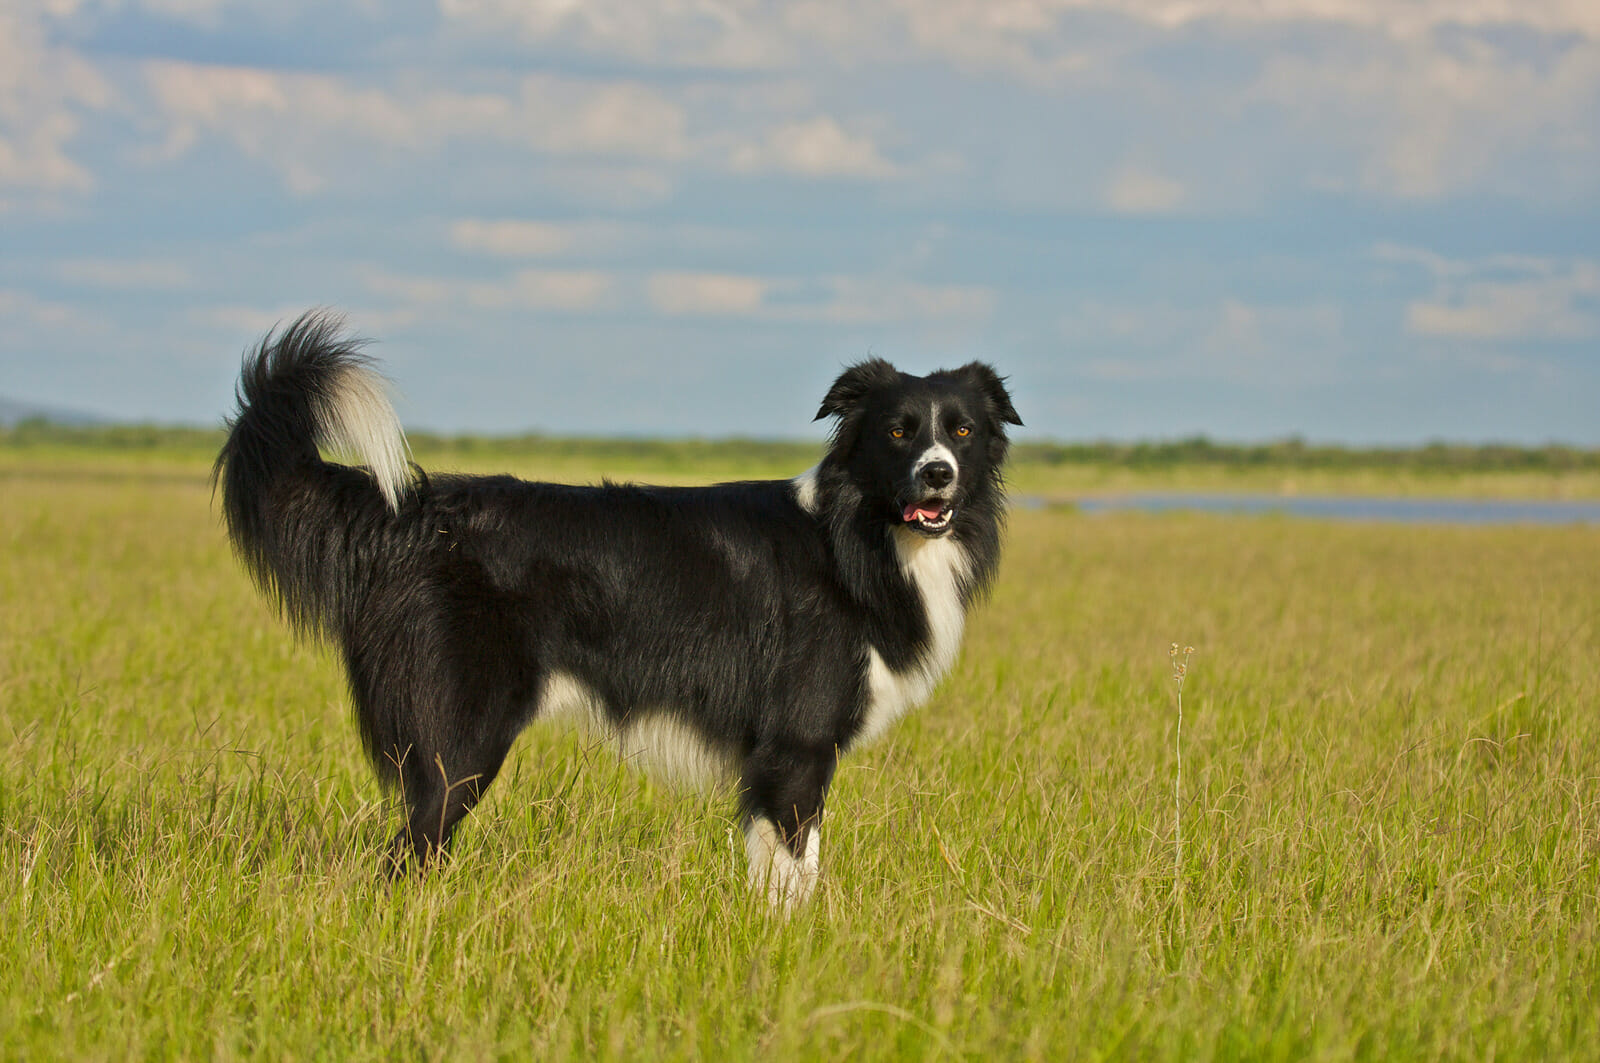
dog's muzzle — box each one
[902,460,957,534]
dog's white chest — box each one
[857,533,968,747]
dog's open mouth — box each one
[902,500,954,532]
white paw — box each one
[745,818,821,912]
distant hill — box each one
[0,396,109,428]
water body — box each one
[1037,493,1600,526]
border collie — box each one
[215,311,1020,909]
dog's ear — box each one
[815,358,900,421]
[958,362,1023,427]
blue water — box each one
[1041,493,1600,526]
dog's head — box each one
[815,359,1022,537]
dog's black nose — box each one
[919,461,954,489]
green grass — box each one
[3,454,1598,1059]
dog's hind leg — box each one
[740,745,837,911]
[386,729,514,875]
[375,614,536,875]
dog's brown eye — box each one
[890,427,905,439]
[955,425,972,437]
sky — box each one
[1,0,1597,443]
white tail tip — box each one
[314,364,412,511]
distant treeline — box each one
[1010,436,1600,472]
[3,418,1598,472]
[1,421,226,451]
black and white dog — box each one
[216,311,1020,908]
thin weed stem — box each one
[1169,643,1194,908]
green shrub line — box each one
[5,418,1599,474]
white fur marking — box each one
[857,531,969,746]
[617,713,735,790]
[912,402,959,490]
[792,465,820,515]
[745,818,821,911]
[315,365,412,511]
[539,671,608,730]
[913,441,959,490]
[538,671,734,790]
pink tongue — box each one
[903,503,943,522]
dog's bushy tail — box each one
[214,310,413,640]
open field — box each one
[3,451,1598,1059]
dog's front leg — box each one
[745,816,822,911]
[740,745,835,912]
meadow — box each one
[2,445,1597,1059]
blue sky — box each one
[2,0,1597,443]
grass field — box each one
[3,451,1598,1060]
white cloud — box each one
[813,276,995,324]
[1202,298,1344,371]
[647,271,768,315]
[0,7,112,194]
[190,302,422,337]
[0,287,76,326]
[143,60,515,179]
[468,268,615,310]
[440,0,1599,206]
[539,164,676,208]
[191,303,319,335]
[1064,296,1345,383]
[450,219,576,258]
[1245,35,1600,202]
[437,0,787,69]
[1383,246,1600,341]
[141,61,692,192]
[517,74,689,159]
[1104,167,1185,214]
[364,267,615,312]
[364,264,993,325]
[362,272,458,305]
[729,116,898,178]
[56,257,193,289]
[1101,0,1600,38]
[31,0,1583,214]
[432,2,1600,83]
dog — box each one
[215,311,1020,908]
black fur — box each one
[215,311,1020,894]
